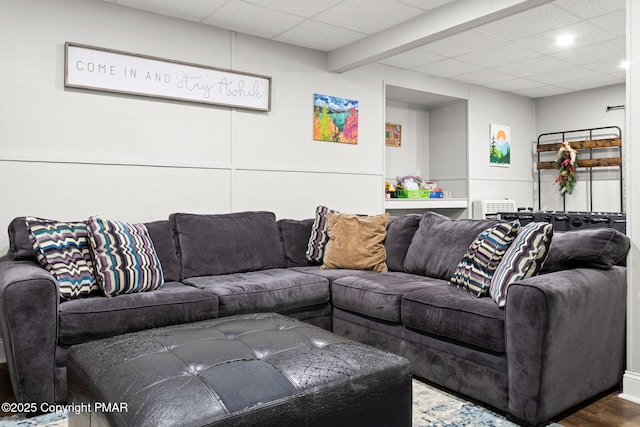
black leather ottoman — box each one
[67,313,411,427]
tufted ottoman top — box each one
[67,313,411,427]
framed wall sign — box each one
[64,42,271,111]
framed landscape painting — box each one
[490,124,511,167]
[313,94,359,144]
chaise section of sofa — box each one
[0,212,334,405]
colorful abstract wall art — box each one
[490,124,511,167]
[313,93,359,144]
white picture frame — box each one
[64,42,271,111]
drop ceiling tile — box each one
[530,66,602,85]
[557,75,625,92]
[514,85,572,98]
[585,59,627,78]
[421,29,503,58]
[274,20,365,51]
[112,0,227,22]
[204,1,304,39]
[553,0,625,19]
[484,78,547,92]
[589,10,626,38]
[552,37,626,66]
[314,0,423,34]
[479,4,582,42]
[454,69,518,85]
[397,0,456,11]
[456,42,542,69]
[413,58,482,78]
[515,21,619,56]
[378,48,444,68]
[498,56,574,78]
[242,0,343,18]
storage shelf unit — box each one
[536,126,623,211]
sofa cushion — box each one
[171,211,285,279]
[305,205,337,264]
[58,282,219,345]
[145,220,181,282]
[450,221,520,297]
[490,222,553,308]
[26,217,101,300]
[321,213,389,273]
[8,217,37,261]
[87,216,164,297]
[384,214,420,272]
[404,212,500,280]
[290,266,382,283]
[540,228,630,273]
[182,269,330,317]
[278,218,314,268]
[401,285,506,354]
[332,273,432,323]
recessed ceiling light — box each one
[555,34,575,47]
[619,60,629,69]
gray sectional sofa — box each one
[0,210,630,426]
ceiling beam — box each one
[327,0,555,72]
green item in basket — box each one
[397,189,430,198]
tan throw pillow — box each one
[321,213,390,273]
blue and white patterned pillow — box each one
[87,216,164,297]
[26,217,100,300]
[450,221,520,297]
[305,205,338,264]
[489,222,553,307]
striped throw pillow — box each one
[305,205,338,264]
[489,222,553,307]
[26,217,100,300]
[450,221,520,297]
[87,216,164,297]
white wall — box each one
[622,0,640,404]
[534,84,625,212]
[429,100,469,199]
[384,101,429,181]
[0,0,387,254]
[467,86,536,211]
[0,0,562,256]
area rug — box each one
[0,379,562,426]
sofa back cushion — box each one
[144,220,181,282]
[278,218,314,267]
[171,211,285,279]
[384,214,420,272]
[540,228,630,273]
[404,212,500,280]
[8,217,38,261]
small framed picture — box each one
[385,123,401,147]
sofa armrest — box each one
[0,260,60,404]
[505,267,626,426]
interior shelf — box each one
[384,198,468,210]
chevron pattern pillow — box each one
[490,222,553,307]
[450,221,520,297]
[87,216,164,297]
[305,205,338,264]
[26,217,101,300]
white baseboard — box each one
[620,370,640,403]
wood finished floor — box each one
[1,362,639,424]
